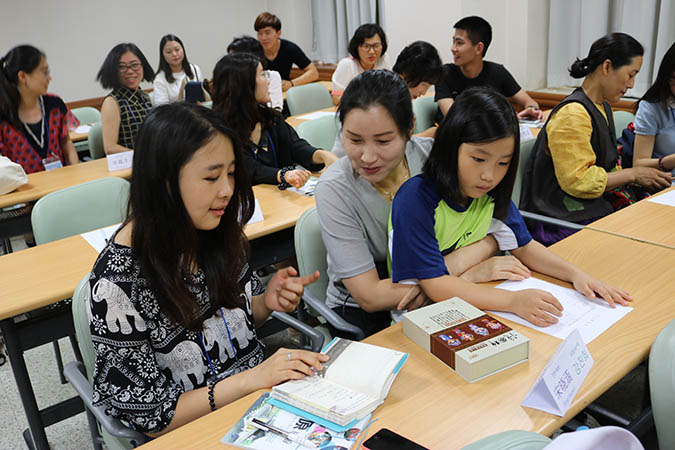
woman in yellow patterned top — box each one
[522,33,672,245]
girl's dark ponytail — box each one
[0,46,45,128]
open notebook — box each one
[271,338,407,427]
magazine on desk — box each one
[271,337,407,427]
[222,392,370,450]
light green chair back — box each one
[294,207,329,304]
[649,319,675,450]
[71,106,102,125]
[31,177,129,245]
[412,96,438,134]
[286,83,333,116]
[461,430,551,450]
[512,138,536,208]
[297,115,340,150]
[72,274,135,450]
[88,122,105,160]
[613,110,635,140]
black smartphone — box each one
[362,428,429,450]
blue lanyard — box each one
[197,307,237,377]
[120,93,149,125]
[250,130,278,168]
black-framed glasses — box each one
[118,62,142,73]
[359,43,382,52]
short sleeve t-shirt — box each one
[389,175,531,283]
[434,61,521,102]
[315,137,433,309]
[634,100,675,175]
[266,39,311,80]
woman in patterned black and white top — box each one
[88,103,327,436]
[97,43,154,155]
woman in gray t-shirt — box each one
[315,70,505,337]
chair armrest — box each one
[301,291,365,341]
[270,311,325,352]
[520,210,585,231]
[64,361,148,444]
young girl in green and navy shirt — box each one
[389,87,632,327]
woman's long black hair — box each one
[127,103,254,330]
[156,34,195,84]
[424,87,520,220]
[637,42,675,111]
[211,52,277,148]
[0,45,44,128]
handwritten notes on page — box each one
[490,278,632,344]
[521,329,593,416]
[648,189,675,207]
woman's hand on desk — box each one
[249,348,330,389]
[459,255,531,283]
[265,267,320,313]
[510,289,563,327]
[570,272,632,308]
[630,167,672,191]
[284,169,311,188]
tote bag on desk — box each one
[0,156,28,195]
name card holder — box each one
[107,150,134,172]
[521,329,593,416]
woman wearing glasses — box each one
[97,43,154,154]
[0,45,79,173]
[331,24,391,105]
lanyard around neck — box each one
[197,307,238,377]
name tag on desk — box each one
[521,329,593,416]
[107,150,134,172]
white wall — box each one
[0,0,314,102]
[382,0,550,90]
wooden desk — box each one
[69,128,89,143]
[0,185,313,321]
[286,106,337,130]
[587,186,675,249]
[139,229,675,449]
[0,158,130,209]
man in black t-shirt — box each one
[435,16,543,120]
[255,11,318,92]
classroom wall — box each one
[0,0,313,102]
[381,0,549,90]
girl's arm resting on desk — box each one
[148,346,327,437]
[446,234,531,283]
[418,275,562,327]
[510,239,632,308]
[61,135,79,165]
[342,269,428,312]
[633,134,675,171]
[101,97,133,155]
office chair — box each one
[286,83,333,116]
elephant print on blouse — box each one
[202,308,254,361]
[155,340,205,391]
[92,278,147,335]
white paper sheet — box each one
[106,150,133,172]
[74,125,92,134]
[247,198,264,224]
[491,278,632,344]
[287,177,318,196]
[81,224,121,253]
[296,111,337,121]
[647,189,675,207]
[519,125,535,142]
